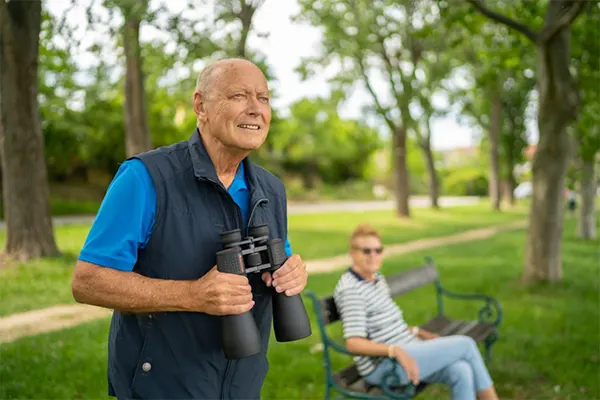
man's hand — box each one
[190,265,254,315]
[261,254,307,296]
[392,347,420,385]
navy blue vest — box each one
[107,130,288,399]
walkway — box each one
[0,219,526,344]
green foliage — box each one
[271,96,382,187]
[572,3,600,163]
[442,166,489,196]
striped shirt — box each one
[333,268,417,376]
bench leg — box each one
[484,330,499,363]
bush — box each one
[441,167,489,196]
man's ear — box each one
[193,91,207,122]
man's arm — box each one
[72,260,195,312]
[71,160,253,315]
[72,260,252,315]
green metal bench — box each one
[305,256,503,400]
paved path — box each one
[0,218,525,345]
[0,197,480,229]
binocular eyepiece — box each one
[215,224,312,360]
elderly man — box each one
[333,224,499,400]
[71,58,308,399]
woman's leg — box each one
[425,360,475,400]
[365,336,497,399]
[401,335,494,392]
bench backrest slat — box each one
[386,265,439,297]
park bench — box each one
[305,256,503,400]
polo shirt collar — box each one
[348,267,380,282]
[188,129,264,199]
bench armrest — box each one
[380,370,416,400]
[437,286,503,327]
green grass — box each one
[0,203,528,316]
[0,217,598,400]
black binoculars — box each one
[215,224,312,359]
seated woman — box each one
[333,224,499,400]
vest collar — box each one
[188,128,267,201]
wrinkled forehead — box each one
[211,63,269,94]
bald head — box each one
[192,57,272,153]
[195,58,266,101]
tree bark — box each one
[123,16,152,157]
[488,90,502,210]
[577,158,597,240]
[237,2,255,58]
[523,31,579,283]
[0,1,60,261]
[420,139,439,209]
[503,138,516,206]
[502,178,516,206]
[393,127,410,217]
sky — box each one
[47,0,538,151]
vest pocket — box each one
[129,320,153,398]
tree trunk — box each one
[503,142,516,206]
[392,127,410,217]
[0,1,60,261]
[502,178,516,206]
[420,139,439,209]
[123,16,151,157]
[237,2,255,58]
[577,158,597,240]
[488,90,502,210]
[523,31,579,283]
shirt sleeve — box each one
[284,237,292,257]
[78,159,156,271]
[334,287,368,339]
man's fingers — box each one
[221,272,250,285]
[282,286,302,296]
[274,276,301,293]
[272,255,303,279]
[261,271,272,286]
[228,283,252,295]
[220,301,255,315]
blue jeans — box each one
[365,335,494,400]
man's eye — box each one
[234,93,245,98]
[259,97,270,103]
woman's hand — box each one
[392,347,420,385]
[418,329,440,340]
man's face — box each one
[195,61,271,151]
[350,235,384,277]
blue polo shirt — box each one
[79,159,292,271]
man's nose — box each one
[246,97,261,117]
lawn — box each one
[0,202,529,316]
[0,216,598,400]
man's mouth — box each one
[238,124,260,130]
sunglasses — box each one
[354,247,384,255]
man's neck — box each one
[199,130,249,189]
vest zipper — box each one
[221,198,267,399]
[199,177,268,399]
